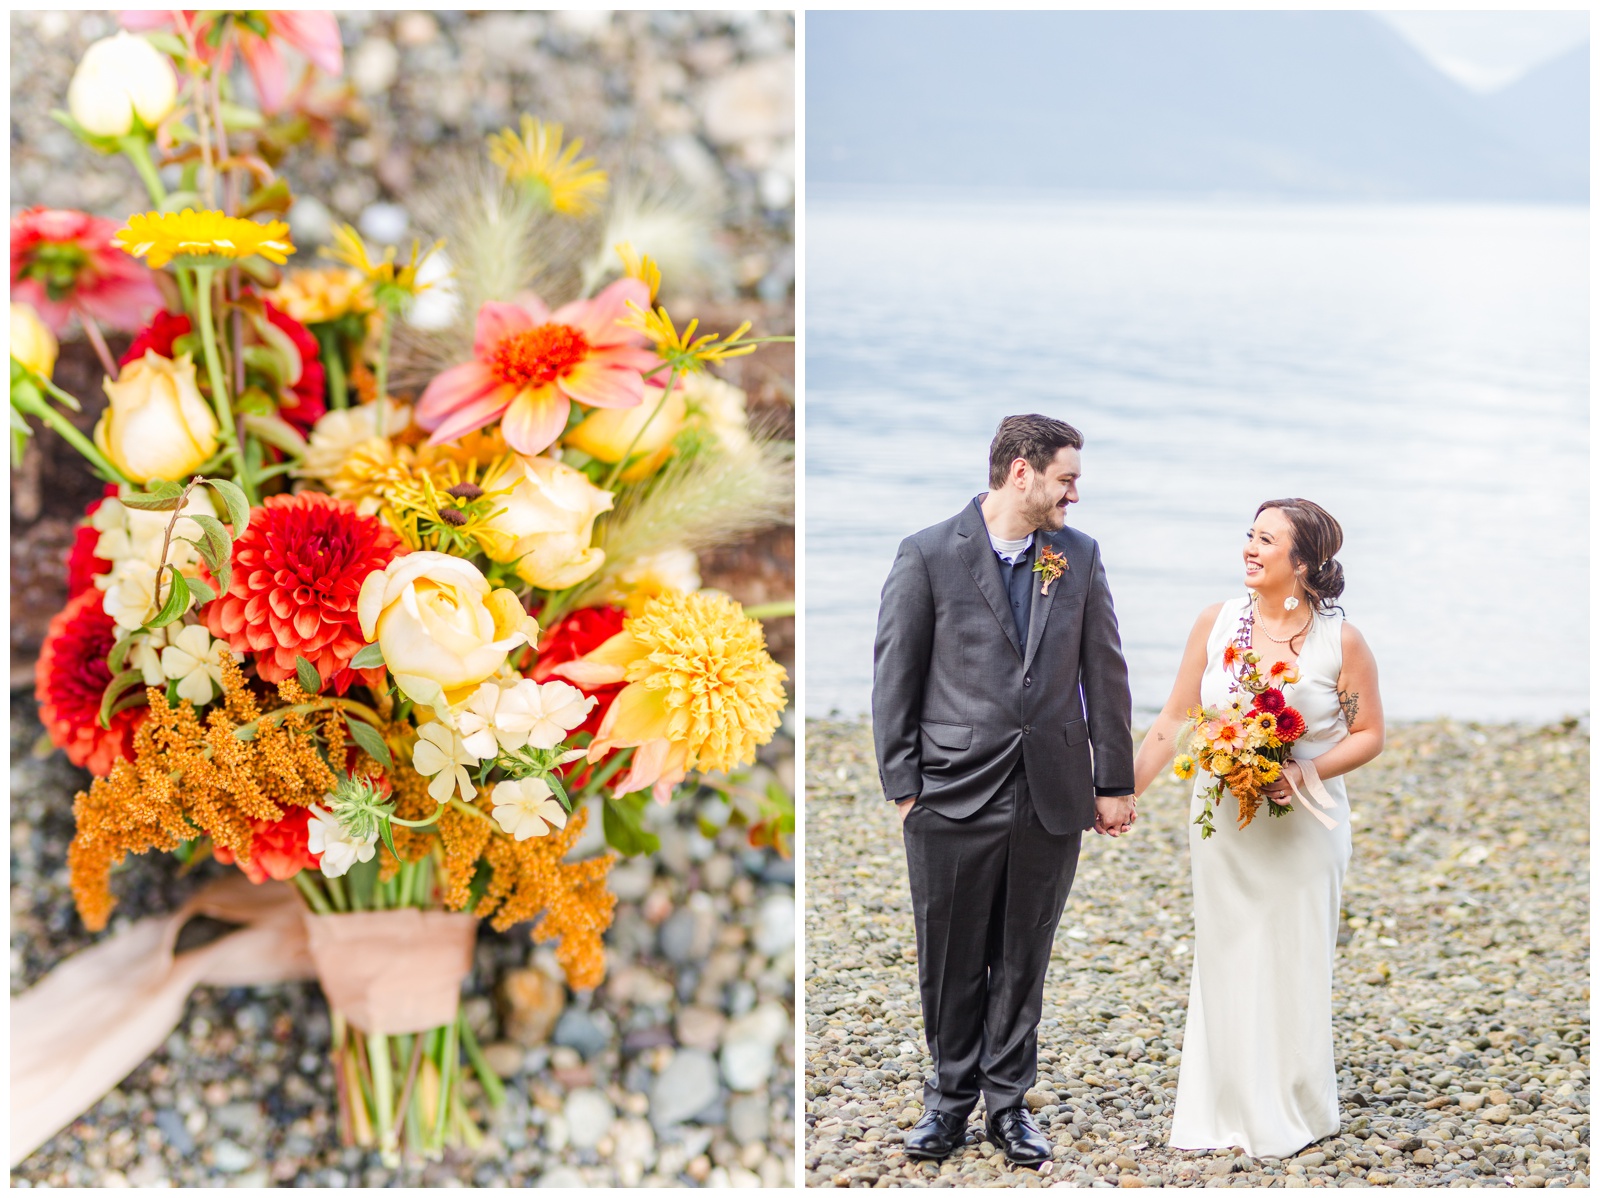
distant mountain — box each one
[806,11,1588,202]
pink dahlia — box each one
[204,492,405,694]
[36,590,146,776]
[10,207,163,334]
[415,278,660,455]
[121,11,343,114]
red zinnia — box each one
[65,485,120,598]
[213,806,319,883]
[1274,706,1307,743]
[530,604,628,782]
[35,590,146,776]
[1251,688,1287,715]
[11,206,163,333]
[205,492,405,694]
[119,300,326,433]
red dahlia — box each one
[530,605,628,783]
[1274,706,1307,743]
[36,589,145,776]
[1251,688,1287,715]
[213,806,319,883]
[119,300,326,433]
[65,485,120,598]
[205,492,405,694]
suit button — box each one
[1023,725,1032,735]
[1024,675,1032,687]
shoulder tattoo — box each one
[1337,689,1359,729]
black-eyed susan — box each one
[113,209,294,269]
[487,116,608,216]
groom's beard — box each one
[1022,485,1067,533]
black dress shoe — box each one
[986,1105,1051,1167]
[902,1109,968,1159]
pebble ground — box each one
[804,717,1589,1188]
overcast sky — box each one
[1378,10,1590,91]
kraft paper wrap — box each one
[301,907,478,1036]
[10,878,478,1168]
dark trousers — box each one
[901,765,1083,1118]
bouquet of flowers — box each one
[13,11,792,1166]
[1172,617,1306,839]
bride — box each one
[1133,498,1384,1159]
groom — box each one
[872,414,1136,1166]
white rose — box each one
[477,456,614,591]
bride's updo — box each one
[1256,498,1344,611]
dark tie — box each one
[1004,552,1032,648]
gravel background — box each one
[10,9,796,1188]
[804,717,1590,1188]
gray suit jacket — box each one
[872,498,1135,835]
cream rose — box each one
[67,32,179,139]
[94,351,219,483]
[563,383,688,481]
[10,302,58,378]
[357,551,538,709]
[478,456,614,590]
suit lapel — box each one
[1022,529,1063,672]
[955,501,1023,661]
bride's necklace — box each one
[1250,594,1312,645]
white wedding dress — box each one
[1168,595,1353,1159]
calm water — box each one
[805,197,1589,722]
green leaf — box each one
[207,477,250,538]
[349,642,385,669]
[107,630,137,675]
[217,101,265,132]
[143,31,188,58]
[545,771,571,811]
[345,715,393,771]
[295,654,323,695]
[465,859,492,914]
[185,574,217,608]
[144,565,191,628]
[119,479,187,511]
[601,793,660,857]
[158,189,206,214]
[187,512,233,592]
[99,667,147,730]
[241,178,293,219]
[378,816,400,863]
[108,690,151,720]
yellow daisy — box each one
[113,209,294,269]
[320,224,444,308]
[487,116,609,216]
[614,241,660,303]
[622,301,755,373]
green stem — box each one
[575,746,635,801]
[318,326,349,410]
[324,873,350,913]
[193,265,257,504]
[741,600,795,620]
[431,1018,457,1153]
[373,307,396,436]
[456,1007,506,1111]
[118,134,168,205]
[175,266,195,317]
[389,807,444,830]
[15,383,132,484]
[600,366,680,492]
[448,796,495,826]
[294,871,333,914]
[369,1031,397,1163]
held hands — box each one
[1263,759,1304,807]
[1093,793,1137,837]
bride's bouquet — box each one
[1173,642,1306,839]
[14,10,792,1167]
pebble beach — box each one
[804,717,1589,1188]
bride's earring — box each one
[1283,594,1300,612]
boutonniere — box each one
[1033,547,1068,595]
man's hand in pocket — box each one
[897,796,917,824]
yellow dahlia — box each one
[114,209,294,269]
[488,116,608,216]
[552,591,788,803]
[265,265,372,324]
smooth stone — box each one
[753,893,796,957]
[483,1041,524,1079]
[650,1049,721,1128]
[211,1139,254,1174]
[500,967,566,1047]
[675,1004,727,1052]
[564,1088,615,1151]
[553,1008,610,1060]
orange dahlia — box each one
[212,807,319,884]
[205,492,405,694]
[36,589,145,776]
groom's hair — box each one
[988,415,1084,489]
